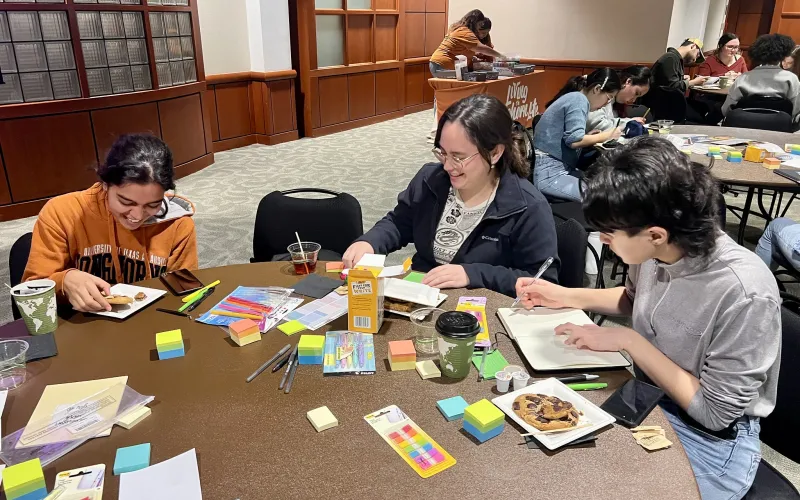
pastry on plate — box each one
[104,294,134,305]
[134,292,147,301]
[512,393,581,431]
[384,298,415,313]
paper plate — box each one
[92,284,167,319]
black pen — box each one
[284,349,300,394]
[184,287,215,313]
[156,308,189,318]
[279,345,298,390]
[247,344,291,383]
[271,352,291,373]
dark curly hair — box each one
[748,33,796,67]
[582,136,720,259]
[97,134,175,192]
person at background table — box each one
[586,65,651,132]
[429,9,504,76]
[515,136,779,500]
[23,134,198,313]
[697,33,748,77]
[342,94,559,297]
[722,33,800,120]
[532,68,622,201]
[782,45,800,75]
[650,38,716,123]
[756,217,800,272]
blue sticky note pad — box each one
[114,443,151,475]
[436,396,469,421]
[158,347,185,360]
[463,419,504,443]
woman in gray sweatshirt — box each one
[722,33,800,120]
[515,136,780,500]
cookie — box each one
[524,409,580,431]
[134,292,147,301]
[512,393,580,431]
[540,396,574,420]
[105,294,133,305]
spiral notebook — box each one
[496,308,630,371]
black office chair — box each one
[251,188,363,263]
[743,294,800,499]
[553,217,587,288]
[722,108,794,133]
[549,201,606,289]
[9,232,33,320]
[643,86,688,123]
[736,94,793,115]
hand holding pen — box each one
[511,257,554,308]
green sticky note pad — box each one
[404,271,426,283]
[278,320,307,336]
[471,350,509,380]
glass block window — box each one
[77,10,151,96]
[149,10,195,87]
[0,10,79,104]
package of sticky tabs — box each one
[364,405,456,478]
[51,464,105,500]
[0,384,153,467]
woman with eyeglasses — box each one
[586,65,652,132]
[342,94,559,297]
[23,134,198,313]
[697,33,748,77]
[532,67,622,202]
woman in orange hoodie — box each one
[23,134,198,313]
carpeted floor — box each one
[0,109,797,487]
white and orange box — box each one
[348,269,385,334]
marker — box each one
[179,286,215,313]
[156,308,189,318]
[511,256,555,308]
[478,348,488,382]
[182,280,221,303]
[557,374,599,384]
[246,344,291,383]
[211,310,262,320]
[284,351,300,394]
[566,382,608,391]
[271,352,291,373]
[279,345,298,390]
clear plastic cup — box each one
[410,307,445,355]
[512,371,530,391]
[287,242,321,275]
[495,371,513,392]
[657,119,674,134]
[0,340,29,390]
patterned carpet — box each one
[0,109,797,486]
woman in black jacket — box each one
[342,94,560,297]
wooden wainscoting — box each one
[0,83,214,221]
[205,71,300,153]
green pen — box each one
[567,382,608,391]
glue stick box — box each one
[348,269,384,334]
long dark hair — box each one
[434,94,529,179]
[614,65,651,114]
[450,9,491,44]
[98,134,175,192]
[547,67,622,107]
[716,32,739,55]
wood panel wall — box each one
[772,0,800,42]
[402,0,445,114]
[729,0,776,47]
[0,83,214,221]
[205,71,299,153]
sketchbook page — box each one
[119,449,202,500]
[384,279,440,306]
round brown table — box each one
[673,124,800,243]
[690,85,729,97]
[9,263,700,499]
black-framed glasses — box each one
[432,148,480,169]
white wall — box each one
[196,0,292,75]
[703,0,729,49]
[448,0,676,62]
[196,0,251,74]
[667,0,710,49]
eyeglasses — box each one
[432,148,480,169]
[723,44,740,52]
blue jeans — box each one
[661,401,761,500]
[755,217,800,270]
[533,152,583,201]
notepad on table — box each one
[384,279,440,306]
[496,308,630,371]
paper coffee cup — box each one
[11,279,58,335]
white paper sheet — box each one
[384,279,440,306]
[755,142,786,154]
[782,158,800,169]
[355,254,386,268]
[119,449,202,500]
[378,265,405,278]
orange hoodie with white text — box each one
[23,183,198,296]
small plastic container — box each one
[502,365,524,377]
[512,371,530,391]
[0,340,29,390]
[495,371,512,392]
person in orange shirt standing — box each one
[427,10,506,139]
[23,134,198,313]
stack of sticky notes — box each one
[388,340,416,370]
[728,151,743,163]
[707,145,721,158]
[155,329,184,360]
[228,318,261,347]
[463,399,505,443]
[763,157,781,169]
[786,143,800,154]
[3,458,47,500]
[117,405,152,430]
[307,406,338,432]
[436,396,468,421]
[298,335,325,364]
[114,443,151,475]
[416,360,441,379]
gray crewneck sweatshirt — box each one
[722,65,800,119]
[625,233,781,431]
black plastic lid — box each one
[435,311,480,339]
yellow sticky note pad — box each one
[278,320,307,336]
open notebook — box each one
[497,308,630,371]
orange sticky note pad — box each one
[326,262,345,272]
